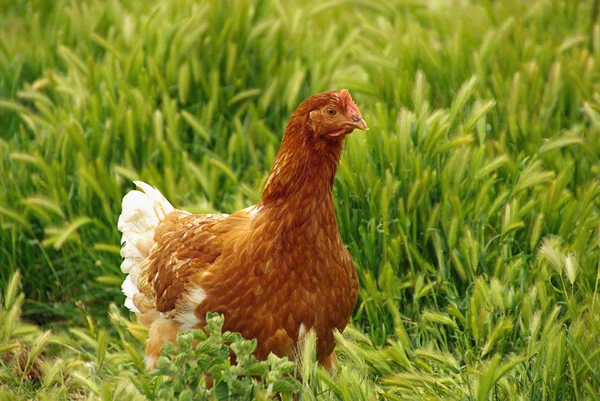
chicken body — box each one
[118,90,367,369]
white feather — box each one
[120,258,137,274]
[118,181,174,312]
[175,286,207,331]
[119,242,144,259]
[122,275,140,313]
[242,205,261,218]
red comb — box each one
[339,89,359,114]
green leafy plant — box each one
[142,313,301,400]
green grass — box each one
[2,0,600,399]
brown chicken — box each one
[118,89,367,370]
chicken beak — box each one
[348,117,368,131]
[354,118,368,131]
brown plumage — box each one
[117,89,368,370]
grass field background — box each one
[2,0,600,399]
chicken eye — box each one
[327,107,337,116]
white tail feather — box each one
[118,181,174,312]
